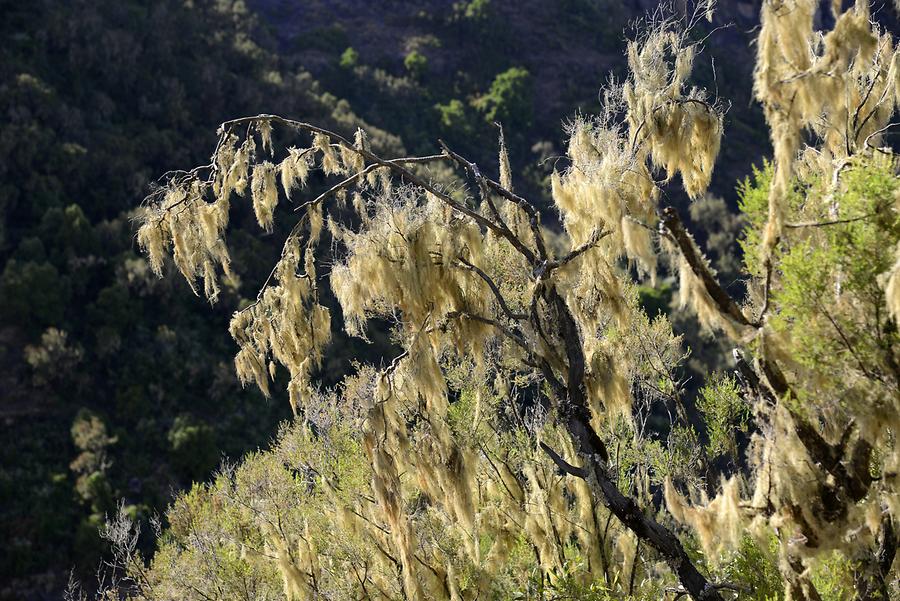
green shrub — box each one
[403,50,428,79]
[473,66,532,126]
[168,415,218,482]
[339,46,359,69]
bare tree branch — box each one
[539,442,588,478]
[439,140,550,263]
[218,114,539,265]
[784,214,875,228]
[445,310,529,352]
[547,228,611,272]
[660,206,753,328]
[292,154,447,213]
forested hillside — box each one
[0,1,398,597]
[250,0,769,200]
[4,1,898,599]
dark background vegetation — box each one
[1,0,808,597]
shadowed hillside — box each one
[250,0,770,201]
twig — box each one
[455,256,527,320]
[439,140,549,263]
[665,582,748,600]
[292,154,446,213]
[547,228,611,271]
[445,310,529,352]
[864,121,900,152]
[784,213,874,228]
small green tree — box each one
[403,50,428,80]
[452,0,492,22]
[70,409,116,512]
[434,98,474,139]
[339,47,359,70]
[167,415,218,482]
[473,66,532,126]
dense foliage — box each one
[103,1,900,600]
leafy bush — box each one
[403,50,428,79]
[339,46,359,69]
[473,66,532,126]
[167,415,218,483]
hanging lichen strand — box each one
[754,0,900,254]
[549,14,725,307]
[134,2,900,600]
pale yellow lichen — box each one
[665,476,743,561]
[279,147,311,199]
[314,132,342,176]
[251,161,279,232]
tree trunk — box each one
[854,517,897,601]
[544,287,725,601]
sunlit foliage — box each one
[127,2,900,600]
